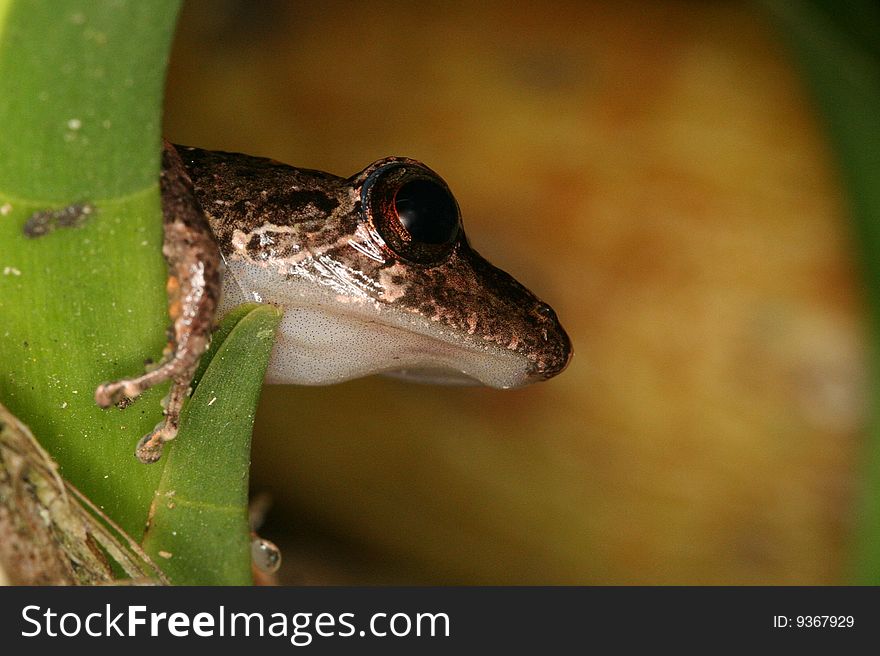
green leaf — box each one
[0,0,180,539]
[0,2,282,586]
[142,304,282,585]
[759,0,880,582]
[0,0,178,199]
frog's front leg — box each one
[95,141,222,464]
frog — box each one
[95,142,572,463]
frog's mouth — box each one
[260,303,537,389]
[220,249,571,389]
[381,367,482,386]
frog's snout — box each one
[529,300,573,381]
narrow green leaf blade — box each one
[142,304,282,585]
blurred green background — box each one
[163,0,870,584]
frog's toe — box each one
[94,380,140,409]
[135,430,167,464]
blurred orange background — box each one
[163,0,867,584]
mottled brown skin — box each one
[397,244,571,379]
[177,146,351,258]
[95,143,571,463]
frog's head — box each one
[214,152,572,389]
[346,156,573,388]
[285,157,571,388]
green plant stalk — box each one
[759,0,880,582]
[0,2,284,585]
[0,0,180,538]
[142,304,282,585]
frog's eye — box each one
[362,160,461,264]
[393,179,459,245]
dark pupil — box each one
[394,179,458,244]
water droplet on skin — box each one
[251,537,281,574]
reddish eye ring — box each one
[361,161,461,264]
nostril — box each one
[535,302,556,321]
